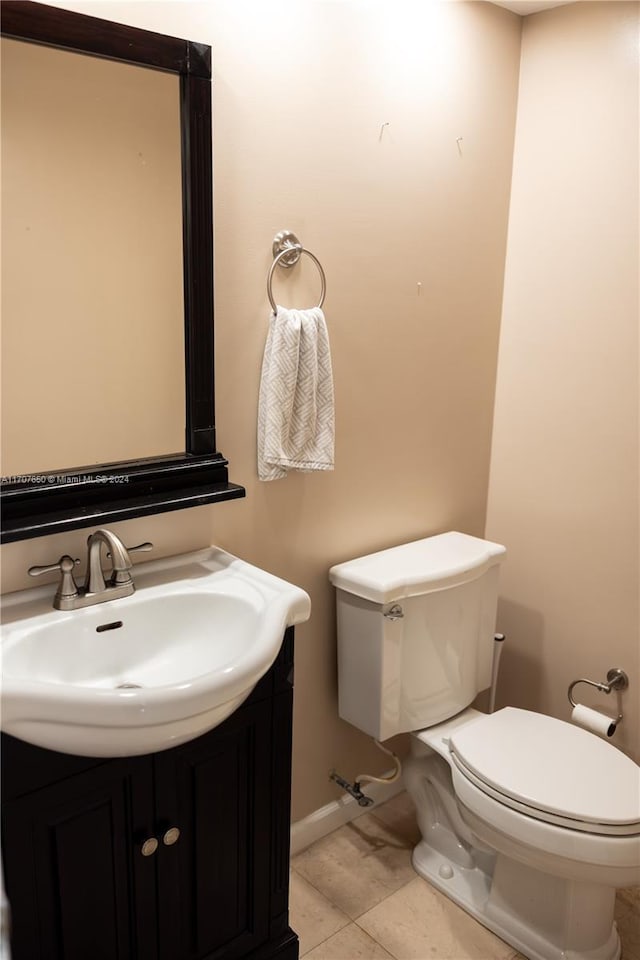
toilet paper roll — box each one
[571,704,617,738]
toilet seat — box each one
[448,707,640,837]
[451,762,640,886]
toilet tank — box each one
[329,532,506,741]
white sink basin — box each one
[1,547,310,757]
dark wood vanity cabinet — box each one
[1,630,298,960]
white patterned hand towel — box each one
[258,306,335,481]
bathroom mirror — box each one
[0,1,244,543]
[2,37,186,473]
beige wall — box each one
[1,39,185,473]
[486,2,640,760]
[0,0,521,819]
[4,0,635,817]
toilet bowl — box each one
[329,532,640,960]
[405,706,639,960]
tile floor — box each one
[290,792,640,960]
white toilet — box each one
[329,532,640,960]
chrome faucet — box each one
[29,528,152,610]
[86,529,134,593]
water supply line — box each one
[329,771,374,807]
[330,739,402,807]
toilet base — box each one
[404,742,623,960]
[412,831,621,960]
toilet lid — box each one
[449,708,640,834]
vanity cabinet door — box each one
[2,755,158,960]
[153,699,273,960]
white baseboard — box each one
[290,772,405,857]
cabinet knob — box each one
[162,827,181,846]
[140,837,158,857]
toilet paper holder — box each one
[567,667,629,724]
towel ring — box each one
[267,230,326,313]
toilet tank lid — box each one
[328,532,506,603]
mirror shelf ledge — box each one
[1,454,245,543]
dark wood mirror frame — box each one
[0,1,245,543]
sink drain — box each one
[116,681,143,689]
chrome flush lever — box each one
[384,604,404,621]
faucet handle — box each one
[29,555,81,599]
[105,541,153,559]
[127,541,153,555]
[105,542,153,585]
